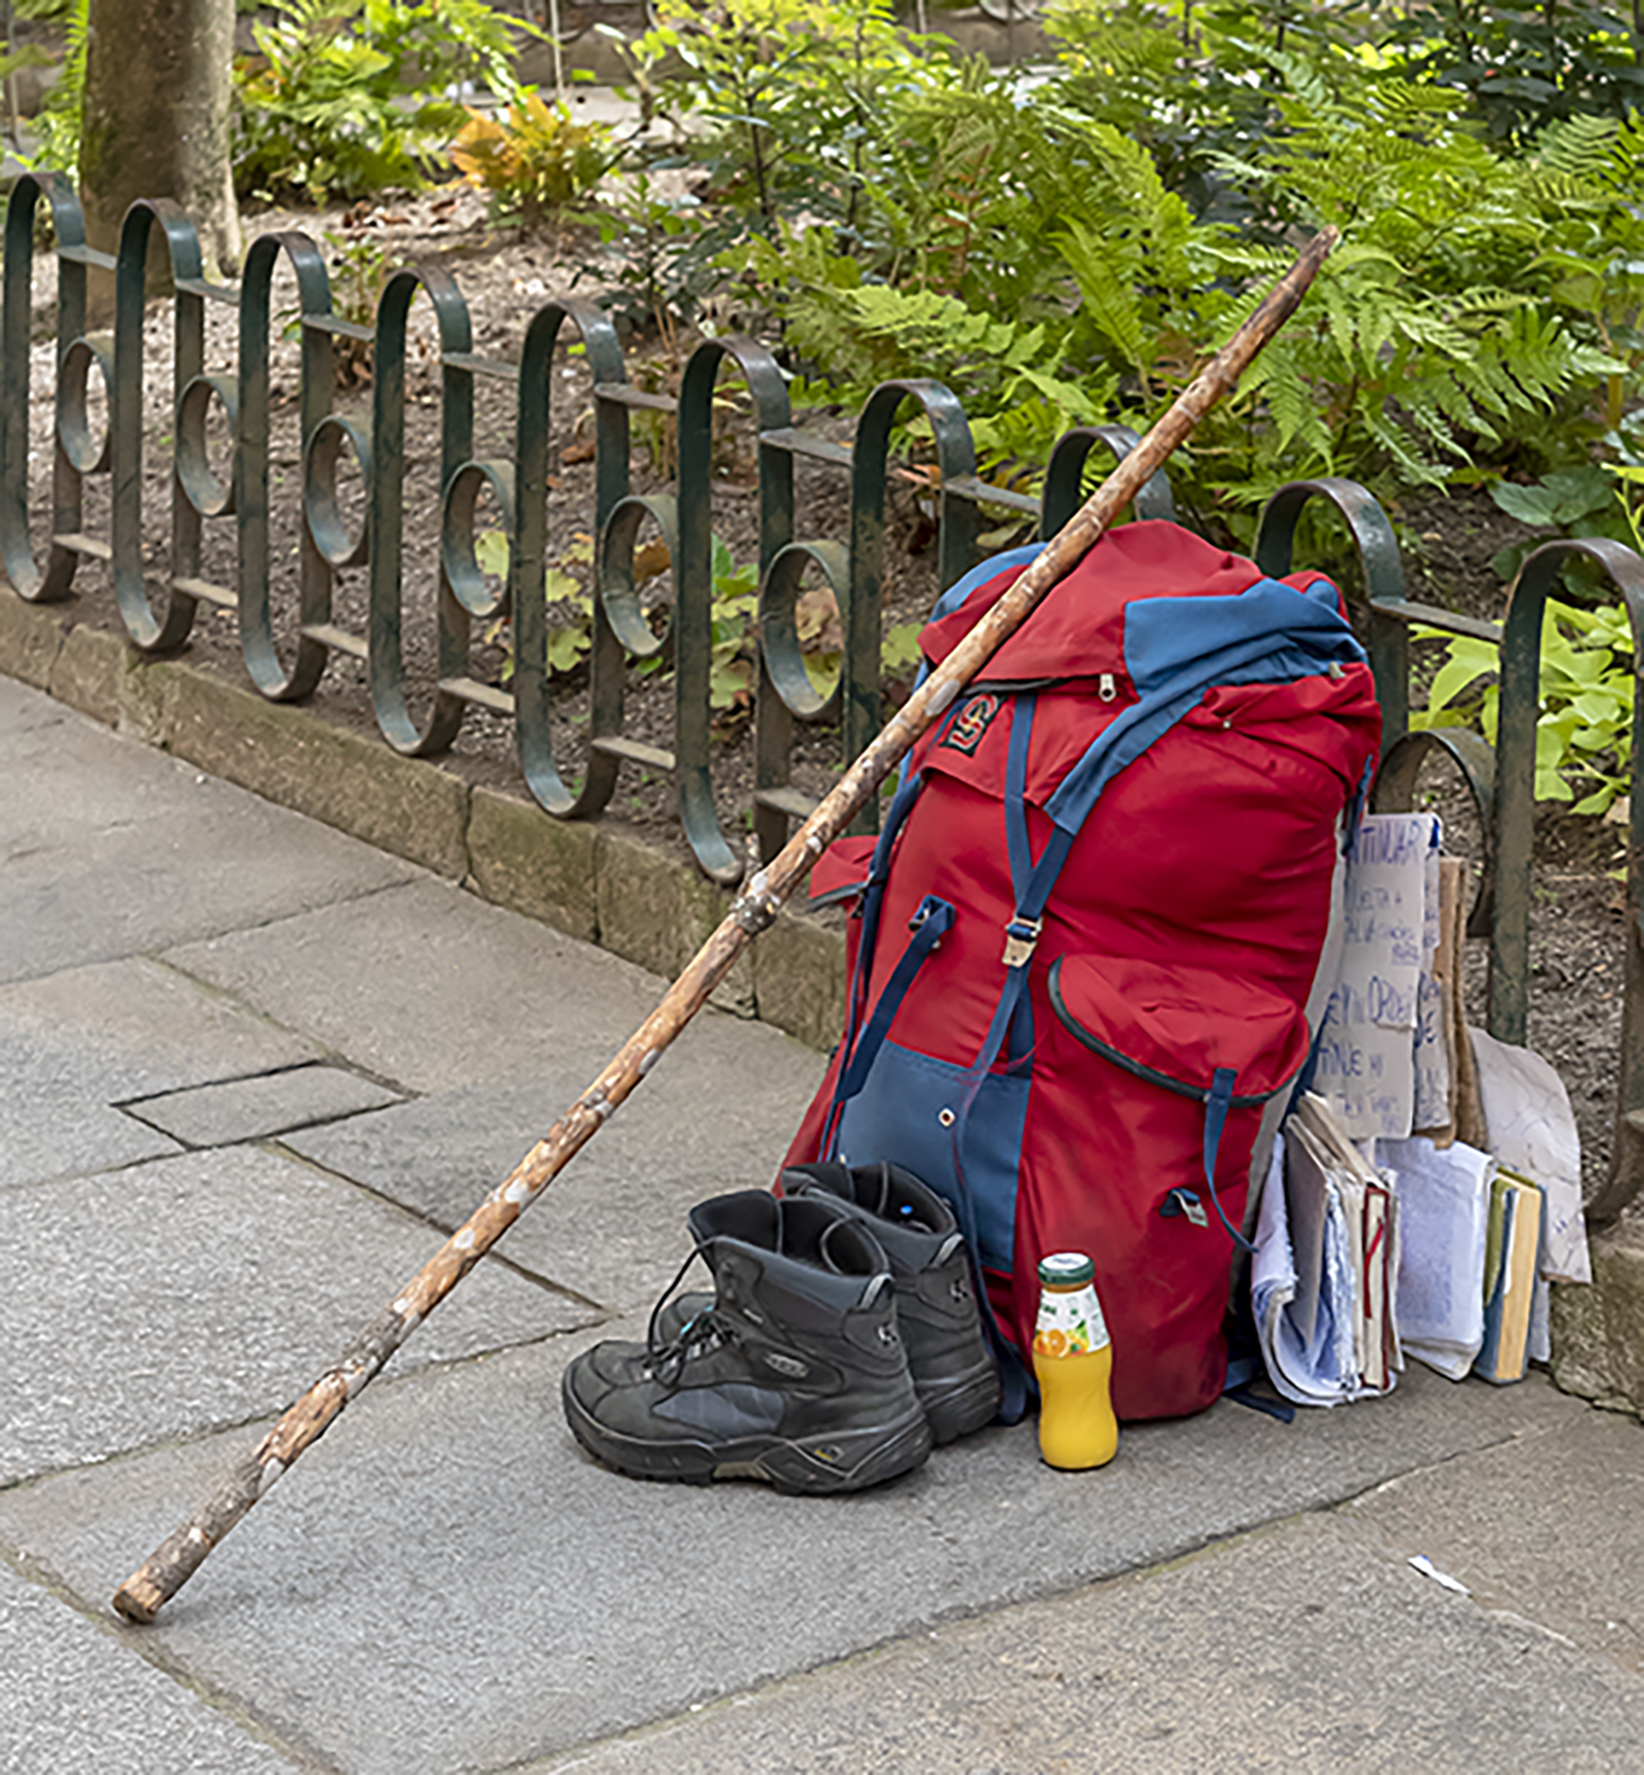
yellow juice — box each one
[1032,1252,1119,1471]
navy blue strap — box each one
[834,896,955,1105]
[850,770,925,1029]
[1200,1067,1254,1253]
[1224,1385,1296,1423]
[1004,692,1035,900]
[827,770,927,1147]
[948,694,1061,1421]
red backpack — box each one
[783,521,1382,1421]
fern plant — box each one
[16,0,86,173]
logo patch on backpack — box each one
[942,693,1004,756]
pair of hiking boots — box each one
[561,1161,1002,1494]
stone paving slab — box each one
[124,1063,407,1147]
[0,678,415,986]
[1345,1405,1644,1675]
[162,875,827,1101]
[0,1344,1582,1775]
[517,1508,1644,1775]
[0,1563,310,1775]
[0,1145,593,1487]
[285,1059,826,1311]
[0,958,322,1191]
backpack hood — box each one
[919,520,1346,684]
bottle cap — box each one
[1038,1251,1094,1287]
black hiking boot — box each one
[561,1190,932,1494]
[661,1162,1002,1445]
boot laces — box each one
[643,1242,733,1387]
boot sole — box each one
[919,1366,1004,1446]
[562,1374,933,1495]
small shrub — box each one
[1414,597,1635,815]
[234,0,538,205]
[450,86,611,227]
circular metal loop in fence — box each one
[175,373,240,519]
[1041,424,1176,538]
[57,334,114,476]
[236,227,337,704]
[367,264,476,759]
[1253,476,1407,603]
[304,416,373,570]
[2,170,89,603]
[510,299,633,823]
[598,493,677,662]
[759,539,850,722]
[442,458,516,621]
[1372,725,1498,941]
[111,198,207,654]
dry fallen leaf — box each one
[794,585,843,653]
[632,538,671,582]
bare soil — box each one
[16,187,1636,1220]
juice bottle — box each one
[1032,1251,1118,1470]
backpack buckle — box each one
[1001,916,1041,969]
[1160,1187,1209,1228]
[908,895,951,941]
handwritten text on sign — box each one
[1314,812,1440,1141]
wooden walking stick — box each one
[113,227,1337,1624]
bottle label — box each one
[1034,1284,1110,1356]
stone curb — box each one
[1550,1223,1644,1422]
[0,587,846,1051]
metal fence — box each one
[4,170,1641,1222]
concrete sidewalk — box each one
[2,671,1641,1774]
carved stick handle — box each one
[113,228,1336,1624]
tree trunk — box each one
[80,0,240,318]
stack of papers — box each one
[1377,1135,1493,1379]
[1251,1093,1400,1407]
[1251,810,1593,1402]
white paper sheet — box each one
[1468,1026,1590,1284]
[1313,813,1439,1141]
[1253,1116,1399,1407]
[1253,1136,1356,1407]
[1377,1133,1492,1379]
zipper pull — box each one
[1098,673,1118,703]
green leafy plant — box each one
[477,528,597,679]
[704,535,760,710]
[1414,598,1635,814]
[312,228,399,386]
[588,161,725,344]
[13,0,85,173]
[1485,463,1619,581]
[234,0,538,205]
[1384,0,1644,145]
[450,85,611,226]
[638,0,939,244]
